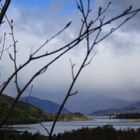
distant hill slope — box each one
[91,101,140,116]
[0,94,47,124]
[66,95,131,114]
[21,96,71,114]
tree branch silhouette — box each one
[0,1,140,140]
[0,0,11,25]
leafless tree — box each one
[0,0,140,140]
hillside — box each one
[91,101,140,116]
[0,95,87,124]
[21,96,71,114]
[0,94,47,124]
[66,95,131,114]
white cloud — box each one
[1,1,140,102]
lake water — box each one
[11,117,140,136]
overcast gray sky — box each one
[1,0,140,104]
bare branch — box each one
[0,1,140,138]
[24,85,33,103]
[31,21,72,56]
[39,122,50,135]
[96,12,138,45]
[0,32,6,60]
[6,16,21,94]
[69,59,76,80]
[8,52,14,61]
[70,90,78,96]
[48,2,140,139]
[0,0,11,25]
[84,53,96,67]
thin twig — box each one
[0,32,6,60]
[69,59,76,80]
[31,21,72,56]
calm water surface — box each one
[11,117,140,136]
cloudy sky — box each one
[1,0,140,106]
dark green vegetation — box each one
[0,130,46,140]
[40,112,88,122]
[56,112,88,121]
[0,94,47,124]
[39,112,88,122]
[1,125,140,140]
[116,113,140,119]
[0,95,88,124]
[56,125,140,140]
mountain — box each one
[0,94,47,124]
[66,95,131,114]
[91,101,140,116]
[21,96,71,114]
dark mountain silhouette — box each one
[66,95,131,114]
[21,96,71,114]
[91,101,140,116]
